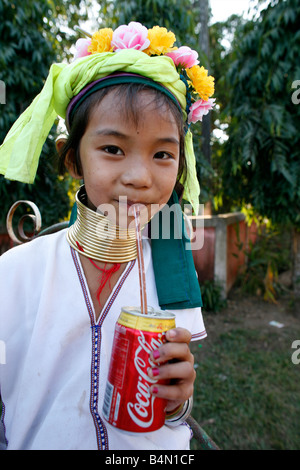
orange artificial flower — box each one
[186,65,215,101]
[88,28,114,54]
[144,26,176,56]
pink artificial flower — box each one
[111,22,150,52]
[74,38,91,59]
[188,98,216,124]
[166,46,199,68]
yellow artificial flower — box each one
[88,28,114,54]
[186,65,215,101]
[144,26,176,56]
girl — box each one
[0,23,214,450]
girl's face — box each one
[68,89,180,227]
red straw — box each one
[133,206,148,315]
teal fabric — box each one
[150,191,202,310]
[68,191,202,310]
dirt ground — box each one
[201,287,300,348]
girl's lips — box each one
[115,198,149,218]
[126,200,139,208]
[116,198,148,208]
[128,203,144,217]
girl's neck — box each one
[67,185,138,263]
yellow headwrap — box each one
[0,25,215,215]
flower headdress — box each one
[74,22,215,126]
[0,22,215,215]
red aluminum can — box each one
[102,306,176,433]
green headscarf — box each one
[0,49,200,213]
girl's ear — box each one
[55,136,67,154]
[55,136,82,179]
[65,149,82,179]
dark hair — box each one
[58,83,187,198]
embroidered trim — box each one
[183,420,194,440]
[191,329,207,340]
[71,247,135,449]
[0,398,8,448]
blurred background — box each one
[0,0,299,450]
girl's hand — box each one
[148,327,196,413]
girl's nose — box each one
[121,161,153,188]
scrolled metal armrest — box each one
[6,200,42,244]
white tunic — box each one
[0,229,206,450]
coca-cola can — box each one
[102,306,176,433]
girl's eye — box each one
[103,145,123,155]
[154,151,173,160]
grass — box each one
[190,323,300,450]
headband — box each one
[66,72,182,130]
[0,23,215,214]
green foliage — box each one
[0,0,89,230]
[209,14,247,118]
[236,226,291,301]
[200,280,227,312]
[98,0,196,46]
[202,14,248,209]
[220,0,300,227]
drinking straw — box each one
[133,205,148,315]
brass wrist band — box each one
[165,397,193,427]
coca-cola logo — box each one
[127,331,165,428]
